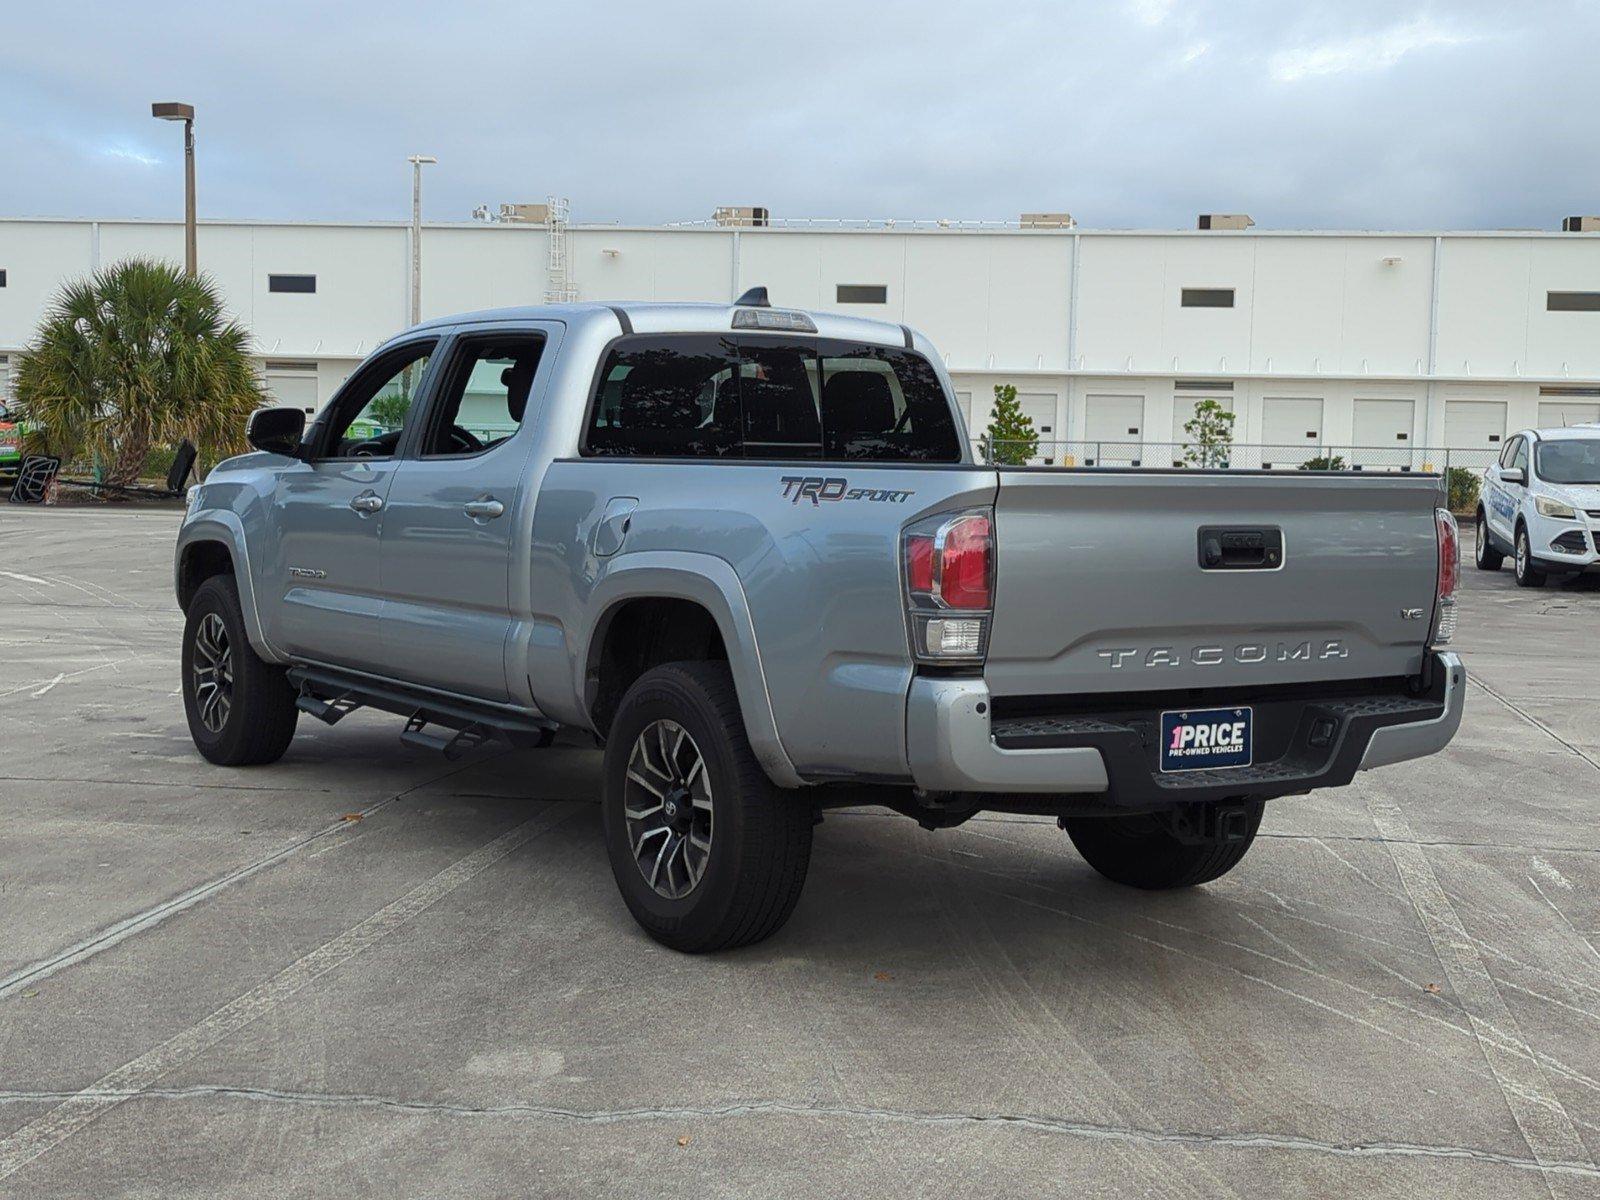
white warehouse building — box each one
[3,213,1600,469]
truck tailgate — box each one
[985,471,1443,697]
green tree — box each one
[1182,398,1236,469]
[980,383,1038,465]
[366,389,413,431]
[14,258,264,490]
[1299,453,1347,472]
[1446,466,1481,514]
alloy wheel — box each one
[191,612,234,733]
[623,719,713,899]
[1516,532,1528,578]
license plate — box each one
[1160,706,1253,772]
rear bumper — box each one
[905,652,1464,805]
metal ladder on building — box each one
[544,196,578,303]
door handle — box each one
[463,496,505,521]
[349,491,383,514]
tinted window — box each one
[1181,288,1235,308]
[1536,439,1600,484]
[268,274,316,294]
[1511,438,1529,473]
[582,333,962,463]
[1498,437,1519,468]
[585,335,741,457]
[836,284,887,304]
[1547,292,1600,312]
[817,341,962,461]
[738,341,822,459]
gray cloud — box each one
[2,0,1596,229]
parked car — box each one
[1475,425,1600,586]
[174,297,1465,951]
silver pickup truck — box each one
[176,295,1465,951]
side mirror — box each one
[246,407,306,457]
[1501,467,1526,485]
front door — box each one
[264,338,438,673]
[378,327,554,702]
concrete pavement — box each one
[1,507,1598,1197]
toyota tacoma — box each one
[175,294,1465,951]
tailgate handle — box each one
[1198,526,1283,570]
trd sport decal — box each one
[779,476,916,506]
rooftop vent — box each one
[1562,216,1600,233]
[1020,212,1075,229]
[1198,214,1254,231]
[714,206,770,228]
[499,203,551,225]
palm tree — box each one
[14,258,264,490]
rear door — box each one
[984,471,1443,698]
[264,338,438,672]
[376,324,556,702]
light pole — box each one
[407,155,437,326]
[151,102,197,276]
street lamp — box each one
[407,155,437,326]
[151,102,197,277]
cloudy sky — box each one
[4,1,1597,230]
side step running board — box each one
[400,714,495,761]
[286,665,558,757]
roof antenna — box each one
[734,286,770,308]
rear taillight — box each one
[1432,508,1458,645]
[902,509,994,662]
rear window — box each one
[583,333,962,462]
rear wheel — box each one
[182,575,299,765]
[1514,526,1547,588]
[1474,510,1503,571]
[1062,800,1264,889]
[600,662,814,952]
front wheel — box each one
[600,662,814,952]
[1514,526,1547,588]
[181,575,299,765]
[1062,800,1264,889]
[1474,511,1503,571]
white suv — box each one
[1476,426,1600,586]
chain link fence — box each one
[977,439,1500,476]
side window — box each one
[317,342,434,460]
[818,342,963,462]
[1498,437,1519,469]
[584,335,741,457]
[1512,438,1530,474]
[736,339,822,459]
[420,334,546,457]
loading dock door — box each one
[1351,398,1415,470]
[1260,398,1324,469]
[1084,394,1144,466]
[1017,392,1057,465]
[1170,393,1237,467]
[1538,400,1600,429]
[264,367,319,415]
[1443,400,1506,471]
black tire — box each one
[601,661,813,952]
[1473,510,1503,571]
[1513,525,1547,588]
[1062,800,1264,889]
[181,575,299,765]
